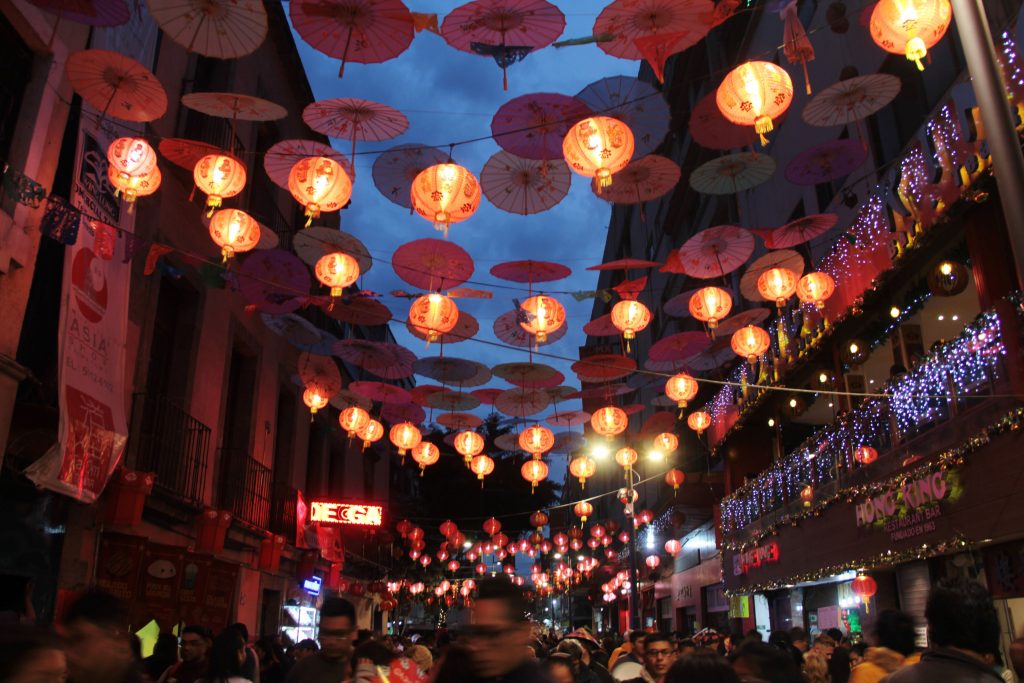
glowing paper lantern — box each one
[408,293,459,343]
[689,287,732,331]
[591,406,628,439]
[653,433,679,454]
[664,468,685,492]
[339,406,370,438]
[757,267,798,309]
[852,573,878,607]
[303,385,329,415]
[796,272,836,309]
[519,424,555,458]
[411,442,440,473]
[854,446,878,465]
[569,456,597,488]
[687,411,711,436]
[208,208,260,261]
[716,61,794,145]
[411,163,481,237]
[471,454,495,482]
[870,0,951,70]
[800,485,814,506]
[665,373,699,409]
[107,137,157,180]
[664,539,682,556]
[521,459,549,492]
[288,156,352,226]
[614,447,638,471]
[483,517,502,536]
[562,116,635,192]
[530,511,549,530]
[194,154,246,215]
[315,252,360,298]
[610,300,652,344]
[357,419,385,449]
[439,519,458,537]
[574,501,594,522]
[731,325,771,363]
[389,422,422,456]
[645,555,661,569]
[454,431,485,464]
[519,295,566,343]
[107,165,160,209]
[447,559,460,572]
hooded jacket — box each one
[849,647,920,683]
[880,647,1003,683]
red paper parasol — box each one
[181,91,286,121]
[644,357,691,373]
[437,412,484,429]
[491,93,592,161]
[383,402,426,424]
[472,388,504,405]
[30,0,129,26]
[261,313,321,346]
[333,339,416,379]
[348,380,413,404]
[237,249,310,315]
[551,432,586,453]
[571,354,636,383]
[785,138,868,186]
[293,227,373,274]
[406,310,479,345]
[302,98,408,160]
[546,410,591,427]
[594,0,715,62]
[158,138,222,170]
[255,223,279,251]
[494,387,551,417]
[676,225,755,279]
[802,74,901,127]
[410,385,446,406]
[689,153,776,195]
[754,214,838,249]
[392,238,475,291]
[326,297,392,326]
[576,75,670,157]
[492,362,564,388]
[148,0,267,59]
[481,152,571,215]
[583,313,619,337]
[740,250,805,302]
[413,356,483,383]
[372,143,449,210]
[545,385,577,404]
[264,139,352,191]
[427,390,481,412]
[489,260,571,283]
[493,309,566,347]
[689,90,755,151]
[572,383,634,400]
[687,338,736,371]
[596,154,680,204]
[66,49,167,122]
[587,258,662,271]
[716,308,771,337]
[330,389,373,411]
[298,352,342,395]
[289,0,414,77]
[648,331,711,362]
[640,410,677,435]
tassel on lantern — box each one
[906,38,927,70]
[755,116,774,146]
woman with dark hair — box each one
[664,650,740,683]
[829,645,853,683]
[144,634,180,682]
[202,630,250,683]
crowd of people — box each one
[2,576,1023,683]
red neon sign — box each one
[309,501,384,527]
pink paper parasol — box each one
[576,75,670,157]
[148,0,267,59]
[802,74,901,127]
[413,356,483,383]
[492,362,564,388]
[571,354,636,383]
[330,389,373,411]
[372,143,449,210]
[449,362,493,389]
[644,357,692,373]
[289,0,414,77]
[481,152,571,215]
[716,308,771,337]
[410,385,446,406]
[66,49,167,122]
[237,249,310,315]
[740,250,805,302]
[596,154,680,204]
[427,390,481,412]
[392,238,475,290]
[333,339,416,379]
[30,0,129,26]
[472,388,504,405]
[583,313,620,337]
[181,91,286,121]
[437,412,484,429]
[546,410,591,427]
[406,310,479,345]
[383,402,426,424]
[264,139,352,191]
[587,258,662,271]
[689,153,776,195]
[348,380,413,404]
[158,138,223,170]
[572,383,634,400]
[648,331,711,362]
[754,214,838,249]
[640,411,678,435]
[551,431,586,454]
[489,259,571,283]
[676,225,755,279]
[785,139,868,186]
[545,385,577,404]
[686,338,735,372]
[493,309,566,347]
[689,90,756,151]
[326,297,393,326]
[293,227,372,274]
[593,0,715,62]
[298,352,342,395]
[491,93,592,161]
[494,387,551,417]
[302,97,408,160]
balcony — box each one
[218,448,272,530]
[130,393,210,506]
[269,482,298,541]
[720,301,1023,542]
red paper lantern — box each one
[315,252,360,298]
[569,456,597,488]
[519,295,566,343]
[591,406,628,439]
[521,459,549,492]
[665,373,699,409]
[454,431,485,463]
[411,442,440,473]
[411,163,481,236]
[870,0,951,70]
[645,554,661,569]
[716,61,794,145]
[483,517,502,536]
[108,164,160,209]
[689,286,732,331]
[303,384,329,415]
[664,539,682,557]
[664,468,686,492]
[107,137,158,180]
[209,209,260,262]
[757,267,798,309]
[447,559,460,572]
[796,272,836,309]
[611,300,652,340]
[852,573,878,611]
[408,293,459,343]
[357,419,384,449]
[574,501,594,522]
[653,433,679,454]
[855,446,878,465]
[519,424,555,457]
[530,511,549,530]
[476,562,488,575]
[194,154,246,215]
[339,406,370,438]
[289,156,352,226]
[687,411,711,436]
[390,422,422,456]
[800,485,814,506]
[731,325,771,364]
[614,447,638,471]
[471,454,495,482]
[562,116,635,191]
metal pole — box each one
[950,0,1024,285]
[628,511,641,629]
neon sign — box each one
[309,500,384,527]
[732,542,780,576]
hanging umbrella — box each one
[406,310,480,345]
[413,356,482,383]
[292,328,339,356]
[547,410,591,427]
[383,402,426,424]
[583,313,619,337]
[449,362,493,388]
[689,90,756,151]
[648,331,711,362]
[289,0,414,77]
[740,249,805,302]
[410,385,446,406]
[576,75,670,157]
[264,139,352,191]
[785,138,868,185]
[333,339,416,379]
[802,74,901,127]
[158,138,223,170]
[716,308,771,337]
[348,380,413,404]
[551,431,586,453]
[494,387,551,417]
[182,91,286,121]
[472,388,504,405]
[489,259,571,283]
[427,390,482,412]
[260,313,322,346]
[437,412,484,429]
[491,93,592,161]
[588,258,662,271]
[66,49,167,122]
[494,432,521,452]
[492,362,563,388]
[148,0,267,59]
[326,297,393,326]
[298,352,342,395]
[640,410,677,435]
[303,97,408,160]
[686,339,736,371]
[237,249,310,315]
[755,214,839,249]
[676,225,755,279]
[30,0,129,26]
[593,0,715,68]
[595,154,680,204]
[441,0,565,89]
[330,389,373,411]
[571,354,636,383]
[545,385,577,404]
[293,227,372,274]
[492,309,567,347]
[372,143,449,210]
[392,238,475,291]
[481,151,571,215]
[689,153,776,195]
[571,383,634,400]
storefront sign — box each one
[302,576,322,596]
[855,470,951,528]
[310,500,384,526]
[732,542,780,576]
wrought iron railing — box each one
[269,483,297,541]
[218,449,272,530]
[130,393,210,505]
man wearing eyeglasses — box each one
[158,625,212,683]
[285,597,357,683]
[461,577,552,682]
[619,633,676,683]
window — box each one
[146,277,201,400]
[0,15,32,163]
